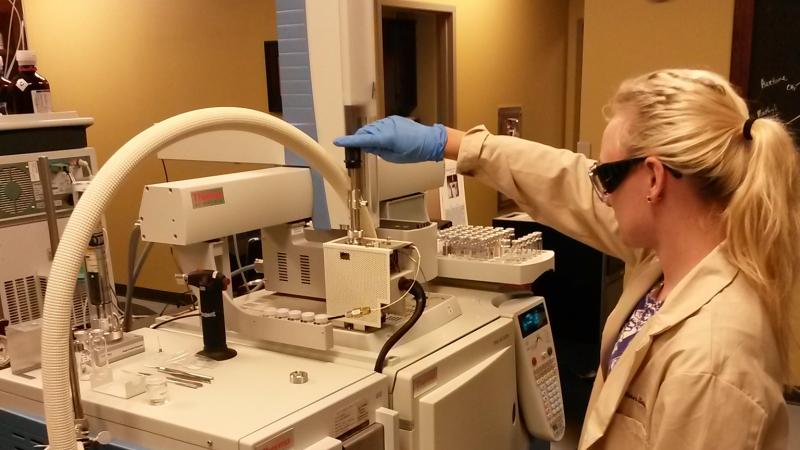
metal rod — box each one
[38,157,89,437]
[348,166,362,243]
[68,338,87,428]
[36,156,60,258]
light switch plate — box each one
[498,106,522,137]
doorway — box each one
[376,1,455,128]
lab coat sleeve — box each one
[456,125,639,263]
[648,372,766,449]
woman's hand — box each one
[333,116,447,163]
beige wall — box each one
[579,0,735,158]
[23,0,277,293]
[563,0,584,151]
[445,0,569,225]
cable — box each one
[374,278,427,373]
[78,159,93,177]
[150,313,200,330]
[232,234,250,293]
[161,159,169,182]
[122,222,154,332]
[4,1,23,79]
[4,0,16,78]
[231,263,255,277]
[380,245,421,311]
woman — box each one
[335,69,799,449]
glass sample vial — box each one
[11,50,52,114]
[74,330,92,381]
[89,329,112,386]
[89,329,108,368]
[0,335,9,369]
[145,374,169,405]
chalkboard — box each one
[731,0,800,141]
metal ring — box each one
[289,370,308,384]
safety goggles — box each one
[588,157,682,202]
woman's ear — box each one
[644,156,667,202]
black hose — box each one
[374,278,427,373]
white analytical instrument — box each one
[0,113,98,327]
[501,296,566,439]
[132,155,566,448]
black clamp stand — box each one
[184,270,237,361]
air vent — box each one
[0,165,36,218]
[3,276,40,324]
[1,276,89,326]
[277,252,289,282]
[300,254,311,285]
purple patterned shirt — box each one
[607,281,664,373]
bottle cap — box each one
[288,309,302,320]
[276,308,289,318]
[89,328,105,338]
[314,314,329,325]
[74,330,89,342]
[15,50,36,66]
[301,312,315,322]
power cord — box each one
[374,278,427,373]
[150,312,200,330]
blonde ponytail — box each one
[609,69,800,384]
[724,118,800,384]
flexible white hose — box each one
[42,107,376,449]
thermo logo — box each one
[191,188,225,209]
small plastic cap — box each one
[289,309,302,320]
[314,314,329,324]
[301,312,315,322]
[276,307,289,318]
[15,50,36,66]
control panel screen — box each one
[519,303,548,338]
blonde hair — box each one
[609,69,800,384]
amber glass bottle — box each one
[11,50,51,114]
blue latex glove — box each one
[333,116,447,163]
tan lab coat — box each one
[456,126,788,449]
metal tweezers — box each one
[146,366,214,383]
